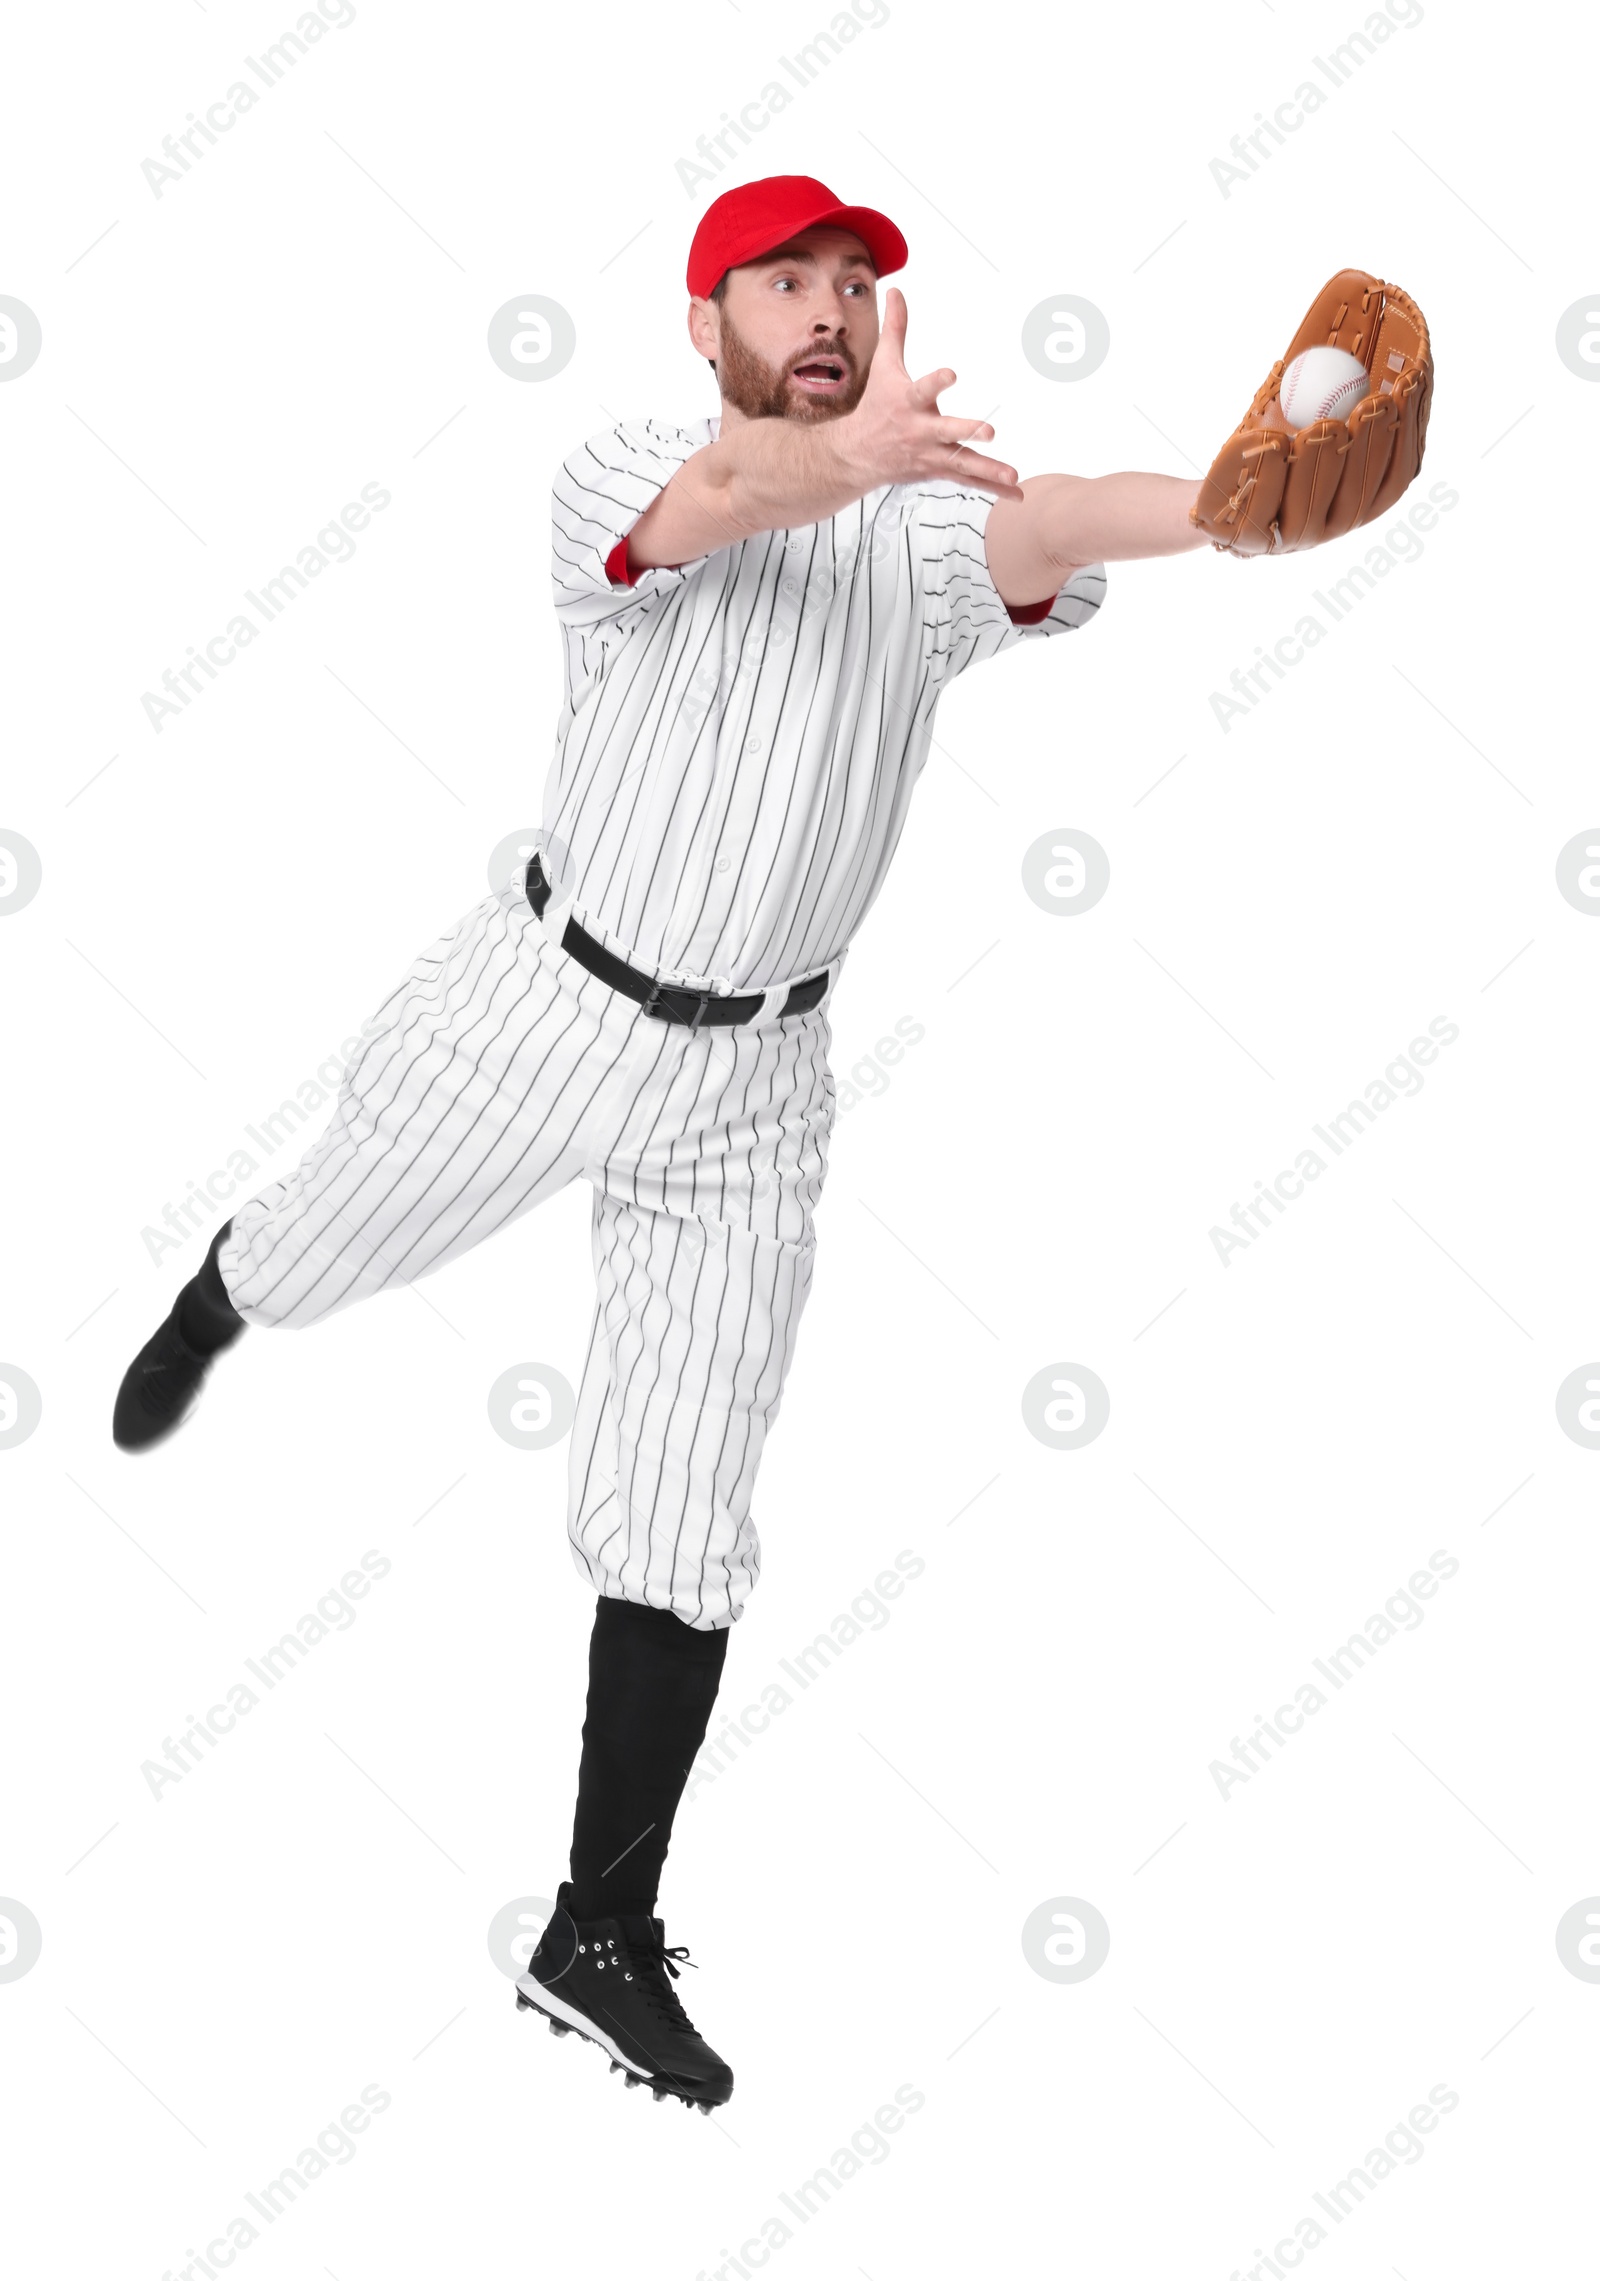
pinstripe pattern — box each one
[550,419,1106,992]
[212,419,1107,1627]
[218,870,833,1629]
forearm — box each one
[1027,471,1207,566]
[627,420,871,571]
[984,468,1208,607]
[628,301,1023,573]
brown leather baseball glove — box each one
[1190,270,1432,556]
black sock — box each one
[178,1220,246,1356]
[567,1597,729,1919]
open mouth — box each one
[789,356,849,394]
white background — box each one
[3,1,1596,2275]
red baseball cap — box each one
[686,175,908,299]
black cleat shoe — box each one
[113,1302,221,1451]
[516,1883,733,2111]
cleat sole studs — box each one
[523,1987,725,2111]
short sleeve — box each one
[551,419,715,633]
[913,483,1106,682]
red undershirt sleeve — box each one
[1003,592,1058,626]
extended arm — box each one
[984,471,1209,607]
[626,287,1023,573]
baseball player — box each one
[113,176,1431,2110]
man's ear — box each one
[687,296,720,366]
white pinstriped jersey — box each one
[547,417,1107,994]
[215,430,1106,1626]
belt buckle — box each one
[641,978,712,1031]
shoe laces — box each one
[624,1929,700,2038]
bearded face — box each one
[712,302,871,424]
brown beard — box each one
[714,308,869,422]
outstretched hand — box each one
[843,288,1023,501]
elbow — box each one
[715,463,756,546]
[1028,472,1089,575]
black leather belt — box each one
[524,855,830,1029]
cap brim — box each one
[800,201,908,280]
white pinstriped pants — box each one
[216,867,838,1629]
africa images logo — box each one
[1208,1018,1459,1266]
[674,1,891,195]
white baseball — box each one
[1277,345,1371,431]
